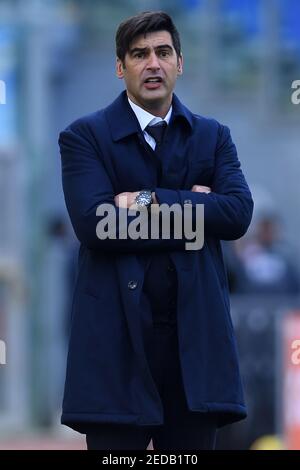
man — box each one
[59,11,253,450]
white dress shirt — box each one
[128,96,172,150]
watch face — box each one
[135,190,152,207]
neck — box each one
[127,92,172,119]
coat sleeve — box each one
[59,123,186,253]
[155,123,254,241]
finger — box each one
[192,185,211,193]
[115,193,129,207]
[200,186,211,193]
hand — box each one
[114,191,139,208]
[191,185,211,194]
[151,192,158,204]
[115,191,158,208]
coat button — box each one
[167,264,175,272]
[128,280,138,290]
[183,199,193,205]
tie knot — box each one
[145,121,167,145]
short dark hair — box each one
[116,11,181,63]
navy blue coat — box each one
[59,90,253,433]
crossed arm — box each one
[59,122,253,252]
[114,185,211,208]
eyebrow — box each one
[129,44,173,55]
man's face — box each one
[116,30,183,112]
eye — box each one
[159,50,171,58]
[134,52,144,59]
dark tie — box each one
[145,121,167,153]
[141,121,177,328]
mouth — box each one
[143,77,163,89]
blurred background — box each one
[0,0,300,450]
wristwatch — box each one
[134,189,153,210]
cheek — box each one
[127,69,142,84]
[123,74,137,88]
[164,64,179,77]
[165,70,178,84]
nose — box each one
[146,51,160,70]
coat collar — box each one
[105,90,194,142]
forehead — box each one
[129,30,174,50]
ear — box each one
[177,53,183,75]
[116,58,125,79]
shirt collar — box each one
[104,90,193,142]
[127,96,172,131]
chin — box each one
[142,90,167,104]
